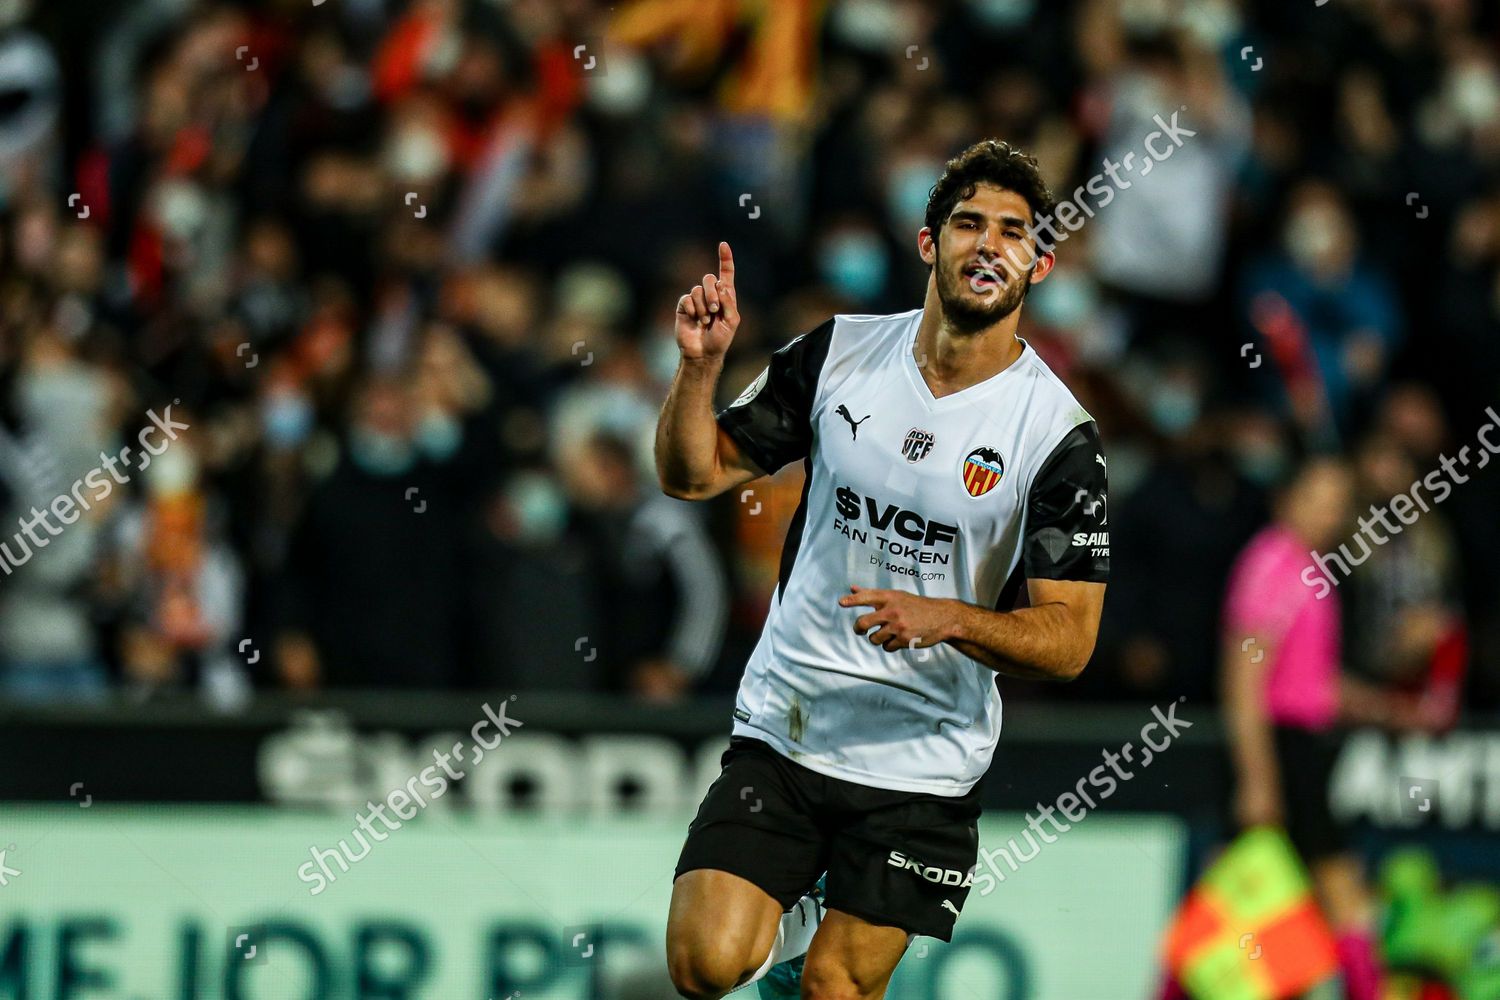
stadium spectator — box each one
[1341,432,1466,715]
[1086,22,1252,351]
[0,0,1493,711]
[1240,181,1402,441]
[109,425,250,704]
[558,430,728,700]
[1375,385,1500,707]
[1099,407,1267,704]
[275,373,470,690]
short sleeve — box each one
[1022,421,1110,582]
[714,318,834,476]
[1222,536,1304,641]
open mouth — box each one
[965,263,1002,289]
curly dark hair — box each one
[923,140,1057,240]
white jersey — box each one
[715,308,1109,796]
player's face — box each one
[926,185,1046,331]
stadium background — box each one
[0,0,1498,997]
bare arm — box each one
[655,359,765,500]
[654,242,766,500]
[914,421,1109,679]
[841,578,1103,682]
[944,578,1105,681]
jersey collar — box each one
[904,312,1033,413]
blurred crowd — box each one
[0,0,1497,709]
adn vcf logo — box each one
[903,427,935,463]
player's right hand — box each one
[676,241,740,363]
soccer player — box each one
[655,140,1109,1000]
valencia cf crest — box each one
[902,428,935,463]
[961,447,1005,497]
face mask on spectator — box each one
[888,162,940,235]
[507,472,568,544]
[262,392,314,449]
[0,27,57,167]
[647,330,680,385]
[588,50,651,115]
[969,0,1035,30]
[1148,385,1201,435]
[349,428,415,477]
[386,127,449,184]
[1285,207,1338,271]
[1029,268,1096,329]
[1450,62,1500,128]
[820,233,888,303]
[0,0,30,28]
[146,447,198,497]
[416,411,462,460]
[153,179,210,242]
[1236,445,1289,487]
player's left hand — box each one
[840,585,953,653]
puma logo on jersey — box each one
[941,899,961,917]
[836,404,871,441]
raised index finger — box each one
[718,241,735,290]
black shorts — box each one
[674,737,982,941]
[1273,725,1347,863]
